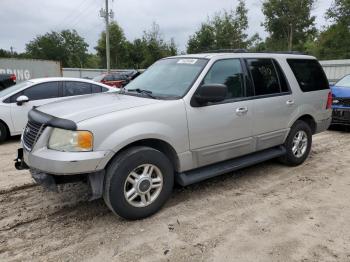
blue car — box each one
[331,74,350,126]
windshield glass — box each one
[125,58,208,97]
[0,81,33,98]
[335,75,350,88]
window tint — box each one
[105,75,114,81]
[22,82,59,101]
[246,59,281,96]
[287,59,329,92]
[203,59,244,99]
[63,81,91,96]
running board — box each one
[176,146,286,186]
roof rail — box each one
[202,49,248,53]
[200,49,306,55]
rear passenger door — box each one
[245,58,295,151]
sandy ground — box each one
[0,129,350,262]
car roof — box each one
[169,52,316,60]
[28,77,112,88]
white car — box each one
[0,77,114,142]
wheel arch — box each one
[294,114,317,134]
[106,138,180,172]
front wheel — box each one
[0,122,8,143]
[103,146,174,220]
[279,120,312,166]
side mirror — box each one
[194,84,228,105]
[16,95,29,106]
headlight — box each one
[48,128,93,152]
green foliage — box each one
[25,30,89,67]
[262,0,316,51]
[187,0,250,53]
[326,0,350,25]
[307,0,350,60]
[95,21,177,69]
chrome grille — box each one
[23,121,46,151]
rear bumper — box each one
[315,117,332,133]
[332,108,350,126]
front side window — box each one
[125,58,208,98]
[23,82,59,101]
[287,59,329,92]
[202,59,244,100]
[63,81,91,96]
[246,59,281,96]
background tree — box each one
[95,21,129,68]
[187,0,252,53]
[26,30,89,67]
[307,0,350,59]
[262,0,316,51]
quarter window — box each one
[246,59,281,96]
[63,81,91,96]
[287,59,329,92]
[202,59,244,100]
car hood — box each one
[331,86,350,98]
[36,93,161,122]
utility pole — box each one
[100,0,114,73]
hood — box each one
[37,93,161,122]
[331,86,350,98]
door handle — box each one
[236,107,248,115]
[286,100,295,105]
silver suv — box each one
[16,52,332,219]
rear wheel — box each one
[279,120,312,166]
[0,122,8,143]
[103,146,174,220]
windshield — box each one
[125,58,208,97]
[335,75,350,88]
[0,81,33,98]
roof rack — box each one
[201,49,306,55]
[202,49,248,53]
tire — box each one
[0,122,8,143]
[279,120,312,166]
[103,146,174,220]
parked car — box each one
[93,73,129,88]
[0,73,16,90]
[0,77,114,142]
[16,52,331,219]
[331,74,350,126]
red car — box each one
[93,73,129,88]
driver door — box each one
[186,59,255,168]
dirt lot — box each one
[1,129,350,262]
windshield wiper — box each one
[126,88,157,99]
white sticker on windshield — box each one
[177,59,198,65]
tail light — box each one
[326,91,332,109]
[10,74,16,82]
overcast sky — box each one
[0,0,332,54]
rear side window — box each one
[202,59,244,100]
[23,82,59,101]
[63,81,92,96]
[246,59,281,96]
[287,59,329,92]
